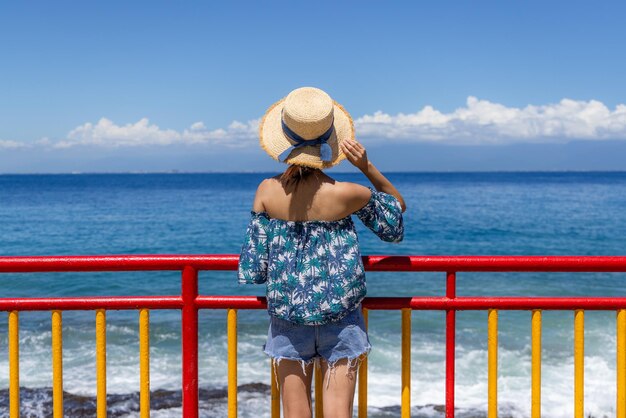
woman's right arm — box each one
[340,138,407,212]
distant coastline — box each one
[2,169,626,175]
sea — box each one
[1,171,626,418]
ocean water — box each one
[1,171,626,417]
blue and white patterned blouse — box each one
[237,186,404,325]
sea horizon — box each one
[3,169,626,175]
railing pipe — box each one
[401,308,411,418]
[574,309,584,418]
[446,272,456,418]
[270,362,280,418]
[2,255,626,273]
[314,364,323,418]
[488,309,497,418]
[139,309,150,418]
[531,310,542,418]
[358,307,369,418]
[6,295,626,312]
[96,309,107,418]
[0,296,182,311]
[9,311,19,418]
[181,266,199,418]
[618,309,626,418]
[52,310,63,418]
[227,308,238,418]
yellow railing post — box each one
[531,309,542,418]
[139,309,150,418]
[9,311,19,418]
[96,309,107,418]
[358,307,369,418]
[52,310,63,418]
[227,308,238,418]
[574,309,584,418]
[488,309,498,418]
[270,360,280,418]
[315,360,323,418]
[617,309,625,418]
[401,308,411,418]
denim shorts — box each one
[263,304,371,375]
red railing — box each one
[1,254,626,418]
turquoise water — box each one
[1,172,625,417]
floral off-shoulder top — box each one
[237,186,404,325]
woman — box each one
[238,87,406,418]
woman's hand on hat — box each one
[340,138,369,172]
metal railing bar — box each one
[6,296,626,311]
[531,309,542,418]
[617,309,626,418]
[574,310,584,418]
[9,311,19,418]
[401,308,411,418]
[446,272,456,418]
[2,254,626,273]
[227,308,237,418]
[52,310,63,418]
[139,309,150,418]
[0,296,183,311]
[358,307,369,418]
[270,362,280,417]
[95,309,107,418]
[488,309,497,418]
[314,364,323,418]
[181,266,199,418]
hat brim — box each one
[259,97,355,169]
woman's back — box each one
[239,169,404,324]
[255,172,372,222]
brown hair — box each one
[279,164,318,190]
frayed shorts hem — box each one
[263,346,371,374]
[263,347,371,389]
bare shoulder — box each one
[252,178,277,212]
[334,181,372,213]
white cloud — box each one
[9,97,626,150]
[179,119,259,147]
[189,122,206,130]
[51,117,259,149]
[0,139,31,149]
[355,97,626,144]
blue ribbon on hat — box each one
[279,114,334,163]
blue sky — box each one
[1,1,626,172]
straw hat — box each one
[259,87,355,169]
